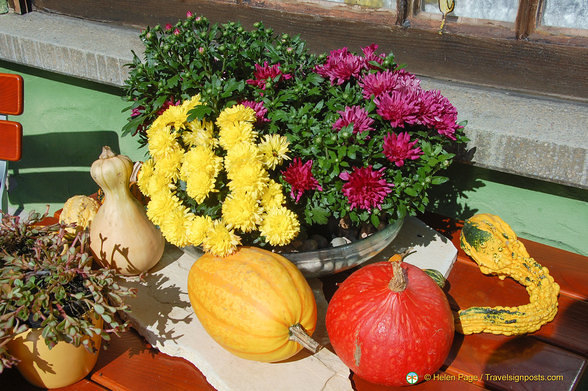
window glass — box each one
[422,0,518,23]
[542,0,588,29]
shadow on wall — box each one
[7,131,120,214]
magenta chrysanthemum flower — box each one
[340,166,392,211]
[359,69,420,99]
[374,89,421,128]
[418,89,460,140]
[361,44,385,69]
[332,106,375,134]
[382,132,423,167]
[240,100,270,124]
[246,61,292,90]
[314,47,366,85]
[282,158,322,202]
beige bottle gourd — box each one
[89,146,164,275]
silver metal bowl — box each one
[283,218,405,278]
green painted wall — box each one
[1,62,145,216]
[2,62,587,256]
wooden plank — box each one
[0,73,24,115]
[0,120,22,161]
[445,332,586,390]
[353,371,488,390]
[90,329,215,391]
[53,379,109,390]
[31,0,588,101]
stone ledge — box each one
[1,11,586,189]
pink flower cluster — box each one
[332,106,374,134]
[282,158,322,203]
[340,166,392,211]
[361,69,460,140]
[269,44,461,212]
[314,44,385,86]
[246,61,292,90]
[240,100,270,124]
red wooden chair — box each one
[0,73,24,210]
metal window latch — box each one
[438,0,455,34]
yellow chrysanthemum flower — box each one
[218,121,257,151]
[181,146,223,203]
[258,134,290,170]
[146,189,179,227]
[184,119,216,148]
[159,204,191,248]
[147,126,181,161]
[181,94,202,113]
[181,146,222,179]
[137,159,155,196]
[202,221,241,257]
[260,179,286,210]
[216,104,256,129]
[226,161,268,197]
[185,171,218,204]
[222,194,262,233]
[147,169,174,199]
[186,214,214,247]
[260,207,300,246]
[154,148,184,182]
[160,104,187,131]
[224,142,261,173]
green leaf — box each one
[188,105,213,121]
[431,176,449,185]
[370,213,380,228]
[94,304,105,315]
[309,206,330,225]
[404,187,418,197]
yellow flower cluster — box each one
[137,95,299,257]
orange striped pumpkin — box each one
[187,246,318,362]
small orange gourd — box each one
[187,247,319,362]
[89,146,164,275]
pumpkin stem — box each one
[288,323,322,354]
[388,258,407,292]
[99,146,116,159]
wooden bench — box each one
[1,213,587,390]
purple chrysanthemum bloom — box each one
[314,47,366,86]
[374,89,421,128]
[240,100,270,124]
[282,158,322,203]
[382,132,423,167]
[359,69,421,99]
[246,61,292,90]
[362,44,386,69]
[332,106,375,134]
[418,89,460,140]
[340,166,393,211]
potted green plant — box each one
[122,12,468,261]
[0,209,136,388]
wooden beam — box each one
[30,0,588,100]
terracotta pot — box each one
[7,314,103,388]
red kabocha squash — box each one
[326,255,454,386]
